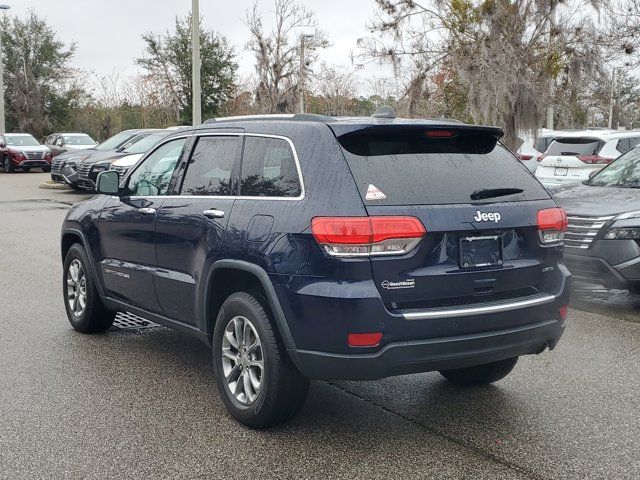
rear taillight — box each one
[537,154,546,162]
[517,154,534,161]
[577,155,613,165]
[311,216,426,257]
[537,208,568,244]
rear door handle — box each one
[138,207,157,215]
[203,209,225,219]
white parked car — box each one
[516,129,558,173]
[535,130,640,187]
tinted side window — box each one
[533,137,553,153]
[617,138,630,154]
[180,136,240,196]
[125,138,186,196]
[240,136,301,197]
[630,137,640,149]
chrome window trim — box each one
[124,132,306,202]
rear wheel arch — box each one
[203,261,297,352]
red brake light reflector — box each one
[517,154,534,161]
[559,305,569,320]
[348,332,383,347]
[537,154,546,162]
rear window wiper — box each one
[470,187,524,201]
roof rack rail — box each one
[202,113,335,124]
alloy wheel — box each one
[221,315,264,405]
[66,259,87,317]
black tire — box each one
[212,291,309,428]
[63,243,115,333]
[23,167,30,173]
[3,156,15,173]
[439,357,518,386]
[42,166,51,173]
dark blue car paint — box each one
[61,118,570,380]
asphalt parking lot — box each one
[1,172,639,479]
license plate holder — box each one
[459,236,503,269]
[554,167,568,176]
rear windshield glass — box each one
[545,138,601,156]
[338,127,549,205]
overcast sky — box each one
[5,0,390,92]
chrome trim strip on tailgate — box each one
[401,294,557,320]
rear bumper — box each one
[276,267,570,380]
[292,319,564,380]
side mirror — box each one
[56,139,64,147]
[96,170,120,195]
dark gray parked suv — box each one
[555,145,640,292]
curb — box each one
[39,181,71,191]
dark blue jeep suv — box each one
[60,112,571,428]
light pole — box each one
[0,3,11,134]
[298,34,314,114]
[608,68,617,130]
[191,0,201,125]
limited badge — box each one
[365,184,387,200]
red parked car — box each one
[0,133,52,173]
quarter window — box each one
[180,136,241,196]
[617,139,631,154]
[240,137,301,197]
[125,138,186,196]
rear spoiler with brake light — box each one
[332,124,505,156]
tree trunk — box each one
[502,114,518,152]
